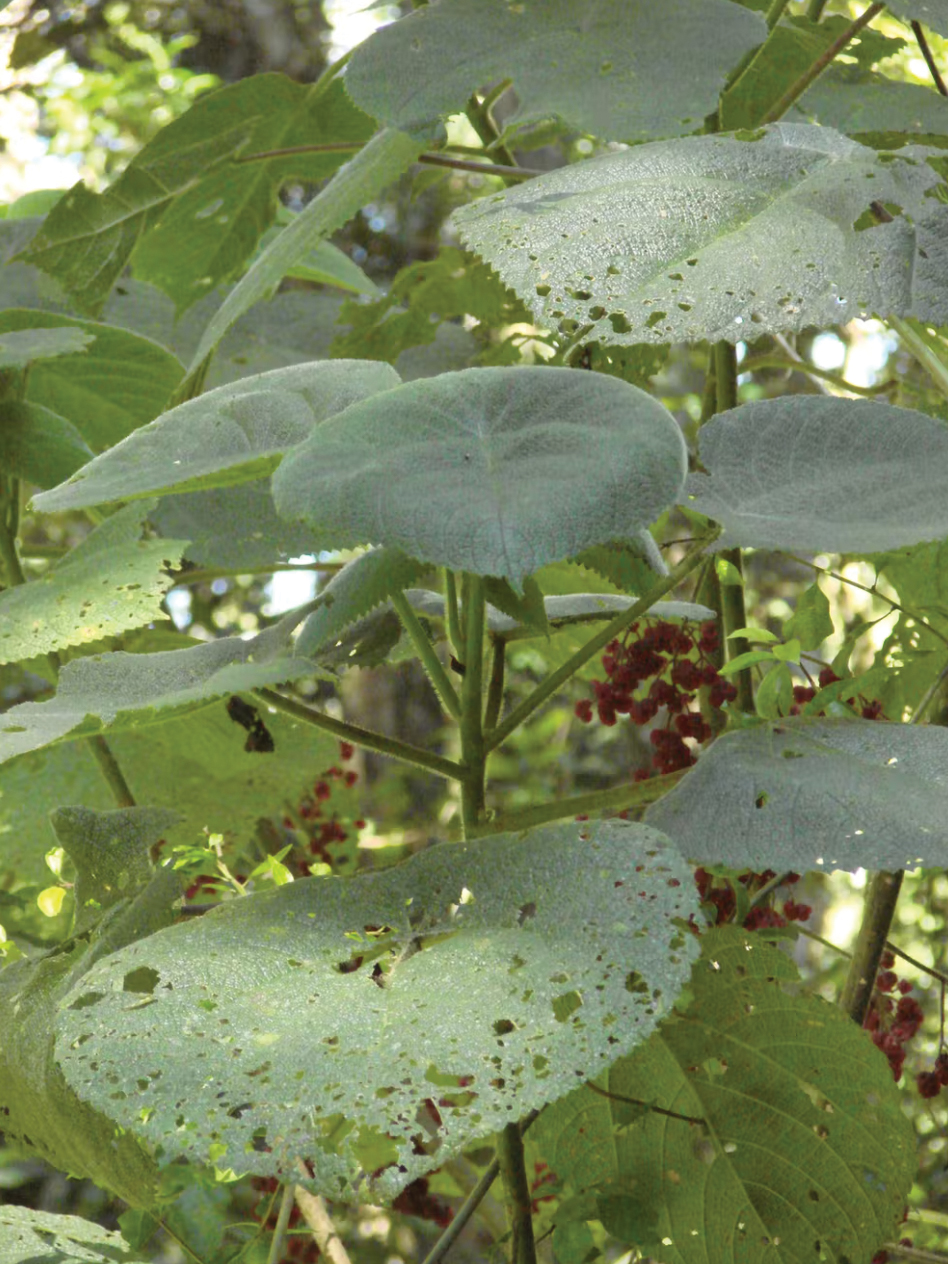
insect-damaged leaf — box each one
[55,820,699,1200]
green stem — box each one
[711,343,754,715]
[496,1122,537,1264]
[890,316,948,402]
[839,870,904,1027]
[459,575,487,833]
[764,0,793,27]
[484,638,507,732]
[86,735,137,808]
[760,3,885,123]
[486,531,720,751]
[266,1183,296,1264]
[390,588,462,719]
[252,687,464,782]
[445,569,464,660]
[465,85,518,170]
[806,0,828,18]
[739,355,895,397]
[467,769,687,839]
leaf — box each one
[0,502,187,664]
[272,366,687,588]
[185,126,435,381]
[0,324,93,365]
[572,535,669,590]
[345,0,766,143]
[55,820,700,1201]
[0,310,183,449]
[645,717,948,872]
[454,123,948,347]
[0,1207,151,1263]
[685,397,948,553]
[279,236,381,296]
[538,927,915,1264]
[0,400,94,488]
[791,66,948,148]
[0,808,181,1207]
[31,360,401,513]
[885,0,948,37]
[19,75,374,316]
[295,548,430,659]
[784,582,834,650]
[0,606,323,766]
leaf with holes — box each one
[685,397,948,554]
[645,717,948,872]
[0,1207,152,1263]
[55,820,699,1201]
[533,927,915,1264]
[454,123,948,347]
[31,360,400,513]
[345,0,766,143]
[273,366,687,588]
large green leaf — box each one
[0,1207,151,1262]
[0,310,182,449]
[55,819,699,1200]
[31,360,401,513]
[791,66,948,147]
[454,123,948,347]
[645,717,948,872]
[345,0,766,143]
[19,75,374,316]
[0,401,93,489]
[273,366,687,587]
[537,928,915,1264]
[685,397,948,553]
[185,126,434,380]
[0,503,186,664]
[0,607,322,765]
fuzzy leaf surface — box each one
[686,397,948,553]
[0,401,94,488]
[273,366,687,587]
[0,502,187,664]
[885,0,948,35]
[536,928,915,1264]
[346,0,766,143]
[32,360,400,512]
[56,820,699,1201]
[0,607,321,765]
[454,124,948,347]
[0,1207,151,1263]
[645,718,948,872]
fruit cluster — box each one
[694,867,812,931]
[864,951,925,1083]
[574,619,737,776]
[790,667,886,719]
[284,740,364,872]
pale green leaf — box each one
[791,66,948,146]
[0,325,93,366]
[401,590,714,637]
[56,819,699,1199]
[0,503,187,664]
[272,366,687,587]
[31,360,401,513]
[346,0,766,143]
[885,0,948,36]
[645,717,948,872]
[686,397,948,553]
[185,126,434,380]
[454,124,948,347]
[0,1207,151,1263]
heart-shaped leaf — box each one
[645,717,948,872]
[32,360,401,513]
[686,396,948,553]
[273,366,687,588]
[345,0,766,143]
[454,123,948,347]
[56,820,699,1200]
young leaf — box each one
[31,360,400,512]
[272,366,687,588]
[784,582,834,650]
[686,397,948,553]
[645,717,948,872]
[345,0,766,143]
[55,820,700,1201]
[454,123,948,347]
[0,501,187,664]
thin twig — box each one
[294,1165,352,1264]
[584,1079,705,1127]
[265,1183,296,1264]
[911,21,948,95]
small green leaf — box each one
[785,581,834,650]
[726,626,778,643]
[771,637,802,662]
[755,661,795,719]
[717,649,776,675]
[715,558,744,586]
[0,400,94,488]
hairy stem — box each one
[496,1121,537,1264]
[391,588,461,719]
[253,687,464,781]
[459,574,487,832]
[483,638,507,732]
[445,569,464,660]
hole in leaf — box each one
[552,990,583,1022]
[123,966,160,994]
[68,992,105,1011]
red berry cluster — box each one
[393,1176,453,1227]
[529,1161,559,1214]
[575,620,737,777]
[864,952,924,1082]
[284,741,365,872]
[791,667,886,719]
[694,867,812,931]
